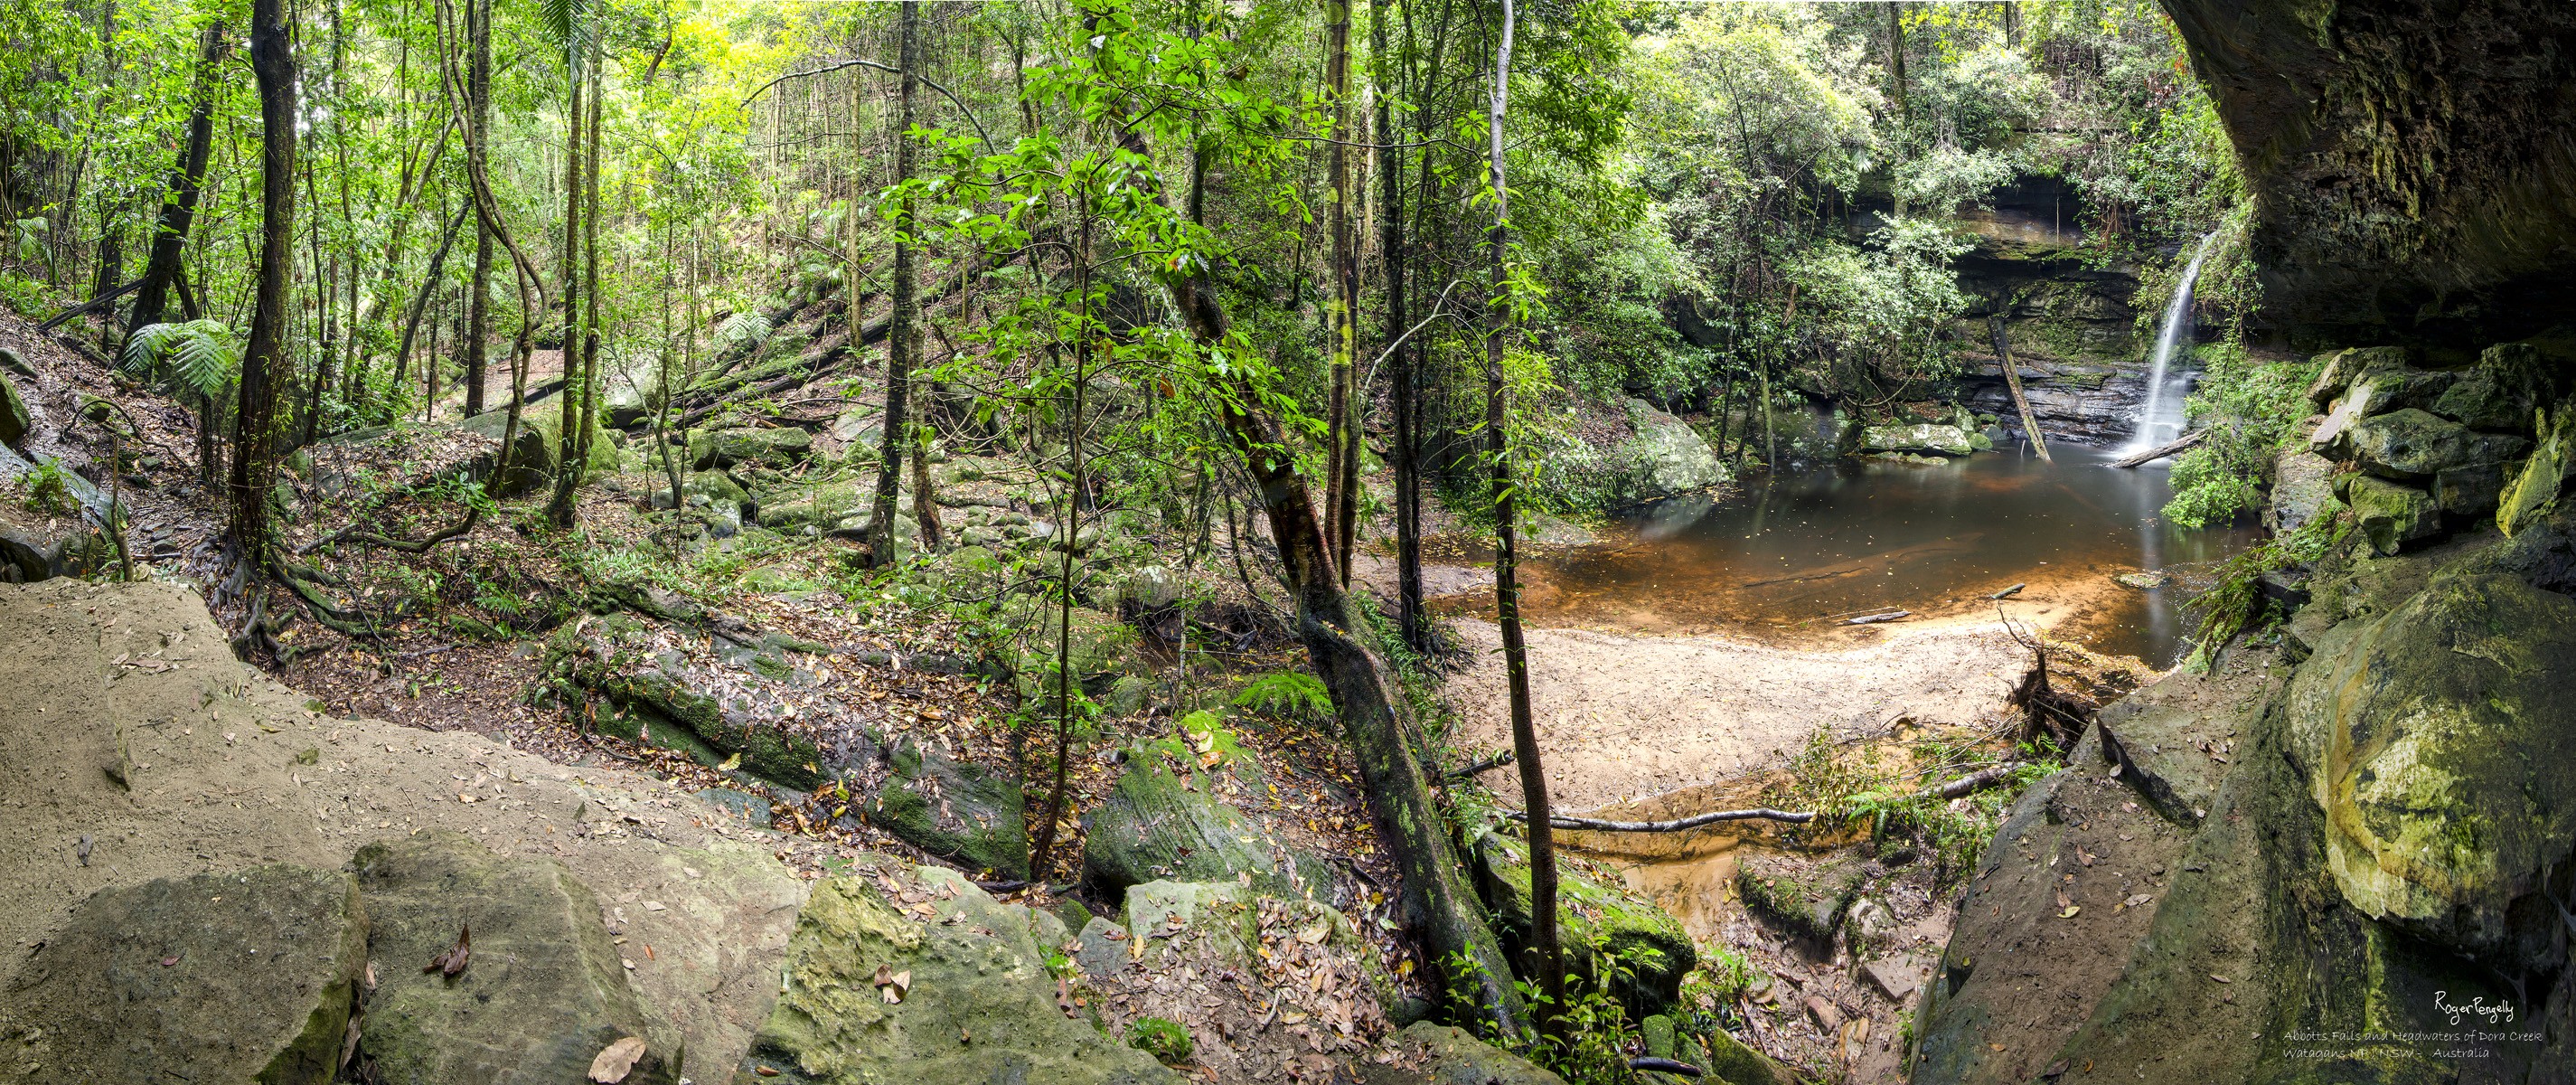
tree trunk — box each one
[126,20,226,345]
[1029,210,1092,882]
[1485,0,1563,1036]
[868,0,922,566]
[230,0,294,551]
[1376,0,1424,651]
[463,0,493,417]
[1322,0,1359,586]
[545,38,588,527]
[1989,314,2051,461]
[394,203,470,403]
[575,44,603,487]
[1111,107,1528,1034]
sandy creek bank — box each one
[1412,550,2147,1082]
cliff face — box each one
[1948,178,2155,446]
[2162,0,2576,344]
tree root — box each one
[1504,765,2020,834]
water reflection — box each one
[1513,447,2258,666]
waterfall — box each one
[2126,231,2219,453]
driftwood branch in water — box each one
[2109,429,2205,467]
[1843,609,1908,625]
[1502,765,2021,833]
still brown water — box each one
[1513,445,2260,667]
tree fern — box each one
[712,310,772,354]
[123,320,240,401]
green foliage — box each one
[122,320,240,401]
[20,458,77,515]
[1124,1017,1191,1065]
[2163,340,2325,529]
[1231,671,1332,722]
[2180,513,2343,673]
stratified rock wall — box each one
[2162,0,2576,341]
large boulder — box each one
[691,426,813,470]
[2434,342,2554,431]
[2266,448,2339,534]
[543,612,831,788]
[352,832,677,1085]
[1011,602,1135,703]
[461,407,617,496]
[1081,750,1323,906]
[754,478,870,534]
[1858,421,1979,457]
[2345,475,2439,556]
[2283,571,2576,958]
[2498,402,2576,537]
[1620,397,1733,496]
[0,371,28,448]
[1470,829,1695,1016]
[0,865,367,1085]
[2344,408,2528,481]
[858,737,1030,881]
[736,864,1180,1084]
[1359,1024,1565,1085]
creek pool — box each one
[1512,445,2260,667]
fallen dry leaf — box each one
[425,925,470,977]
[587,1036,648,1083]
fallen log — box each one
[1505,765,2020,834]
[1989,582,2026,599]
[2108,429,2205,468]
[1843,609,1908,625]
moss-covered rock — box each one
[2433,342,2554,431]
[543,613,829,788]
[753,479,868,534]
[691,426,813,470]
[860,737,1029,881]
[1859,422,1979,457]
[2284,571,2576,958]
[2498,402,2576,537]
[352,831,677,1085]
[0,865,366,1085]
[1621,397,1734,496]
[1470,829,1696,1016]
[2268,448,2341,533]
[1011,602,1136,703]
[1734,854,1866,946]
[461,405,618,496]
[736,867,1180,1084]
[1359,1023,1566,1085]
[0,371,29,448]
[2345,475,2439,556]
[2345,408,2528,481]
[1081,751,1321,906]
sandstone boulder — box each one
[0,866,366,1085]
[352,832,677,1085]
[736,866,1180,1084]
[2284,571,2576,958]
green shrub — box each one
[1124,1017,1191,1065]
[2164,342,2326,529]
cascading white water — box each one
[2126,231,2220,453]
